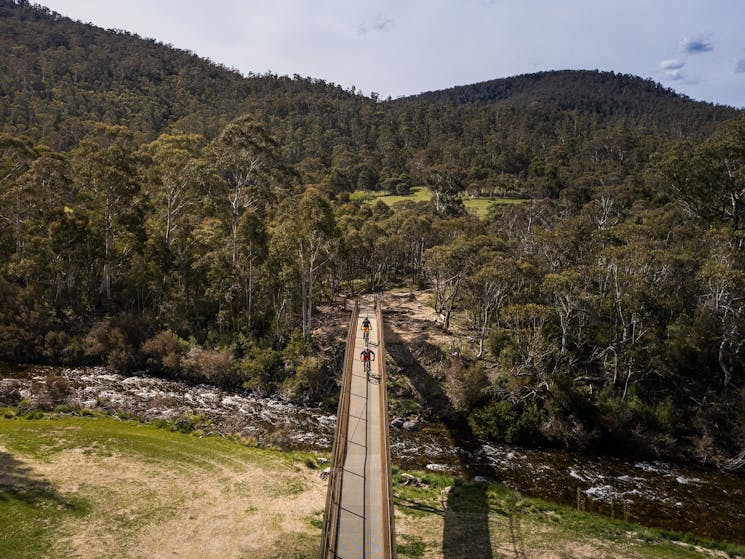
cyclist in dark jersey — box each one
[360,348,375,375]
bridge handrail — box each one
[320,299,359,558]
[376,294,397,558]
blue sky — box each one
[39,0,745,108]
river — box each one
[1,365,743,544]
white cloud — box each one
[663,69,685,81]
[660,59,685,70]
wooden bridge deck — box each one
[321,299,395,558]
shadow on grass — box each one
[395,495,446,516]
[0,449,67,507]
[443,484,494,559]
[384,301,493,558]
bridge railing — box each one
[320,299,359,559]
[376,293,397,558]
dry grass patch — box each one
[0,417,326,559]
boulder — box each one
[399,473,419,486]
[402,419,419,431]
[399,473,428,488]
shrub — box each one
[281,330,314,369]
[53,404,76,414]
[181,346,235,386]
[60,337,84,364]
[237,347,282,392]
[83,319,137,371]
[445,358,488,412]
[141,330,189,376]
[283,355,326,400]
[486,327,512,359]
[1,407,17,418]
[653,397,677,434]
[41,330,70,361]
[469,400,518,442]
[150,418,170,429]
[468,399,544,445]
[171,414,211,434]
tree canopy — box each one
[0,0,744,464]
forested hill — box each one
[399,70,738,126]
[1,0,742,195]
[0,0,361,149]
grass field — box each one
[350,187,526,217]
[1,415,742,558]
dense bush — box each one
[236,347,282,393]
[141,331,189,375]
[468,400,545,445]
[282,355,326,400]
[181,347,235,386]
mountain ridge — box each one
[1,0,740,153]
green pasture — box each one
[350,187,526,217]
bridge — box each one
[320,297,396,558]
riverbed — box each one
[1,365,743,544]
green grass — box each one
[2,415,743,558]
[350,187,526,216]
[0,416,325,558]
[0,470,90,558]
[393,469,745,559]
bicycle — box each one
[360,349,375,378]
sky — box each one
[38,0,745,108]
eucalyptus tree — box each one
[0,134,38,269]
[235,208,269,332]
[207,116,294,265]
[399,212,432,288]
[271,187,338,339]
[424,164,466,217]
[658,114,745,235]
[12,152,73,298]
[138,133,205,250]
[701,115,745,233]
[464,251,516,358]
[697,229,745,389]
[138,132,207,309]
[72,124,142,303]
[424,235,488,331]
[499,302,554,398]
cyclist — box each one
[360,348,375,375]
[361,316,371,345]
